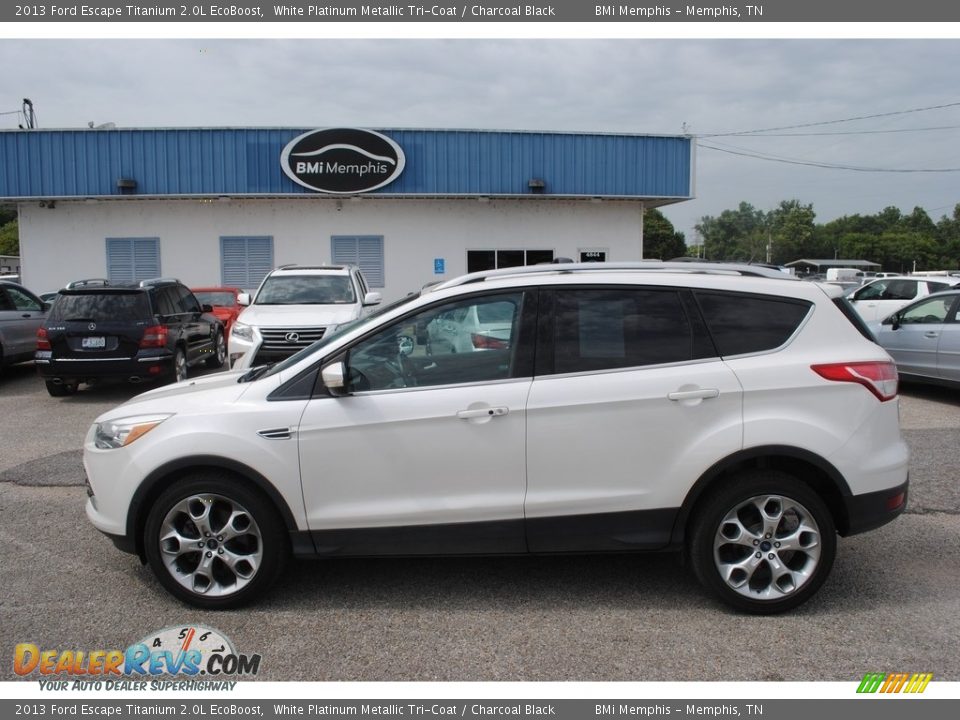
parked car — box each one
[0,281,48,370]
[847,276,954,322]
[228,264,381,370]
[35,278,225,396]
[191,286,242,337]
[868,289,960,389]
[39,290,61,303]
[83,262,909,613]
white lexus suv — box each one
[227,263,381,370]
[83,262,909,613]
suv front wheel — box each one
[143,473,288,609]
[688,471,837,614]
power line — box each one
[716,123,960,138]
[699,100,960,138]
[697,141,960,173]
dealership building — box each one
[0,127,694,299]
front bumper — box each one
[842,478,909,536]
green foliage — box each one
[642,208,686,260]
[694,201,960,272]
[0,219,18,257]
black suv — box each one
[35,278,226,396]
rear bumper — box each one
[842,478,909,536]
[35,350,173,381]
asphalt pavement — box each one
[1,363,958,681]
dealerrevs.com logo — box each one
[14,625,260,690]
[280,127,405,194]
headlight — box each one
[94,414,172,450]
[231,322,253,341]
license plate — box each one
[82,336,106,349]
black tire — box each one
[688,470,837,614]
[45,380,78,397]
[143,473,288,609]
[172,346,188,383]
[205,331,226,369]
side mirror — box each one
[238,293,251,306]
[363,291,382,307]
[321,361,348,396]
[201,303,214,313]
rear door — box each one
[936,296,960,383]
[524,285,742,552]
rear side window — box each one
[552,288,694,373]
[695,291,812,356]
[49,292,151,323]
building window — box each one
[331,236,385,288]
[467,249,554,273]
[106,238,160,284]
[221,236,274,291]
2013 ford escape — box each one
[83,262,909,613]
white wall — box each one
[19,197,646,301]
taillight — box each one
[471,333,508,350]
[811,361,898,401]
[36,327,51,351]
[140,324,169,348]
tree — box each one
[694,202,767,261]
[0,219,18,257]
[768,200,817,264]
[642,208,686,260]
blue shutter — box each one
[106,238,159,284]
[220,236,274,290]
[331,236,384,288]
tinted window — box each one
[696,292,811,356]
[49,292,151,322]
[176,286,201,314]
[5,287,42,311]
[553,288,693,374]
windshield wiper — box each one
[237,363,274,383]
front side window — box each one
[5,287,42,312]
[346,292,526,392]
[552,288,693,374]
[899,296,958,324]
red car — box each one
[191,287,242,337]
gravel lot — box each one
[1,363,958,681]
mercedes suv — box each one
[83,262,909,613]
[228,264,381,370]
[36,278,226,396]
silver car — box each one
[0,281,48,370]
[869,290,960,389]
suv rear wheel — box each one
[688,471,837,614]
[143,473,288,609]
[172,347,188,383]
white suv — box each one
[83,262,909,613]
[228,264,381,370]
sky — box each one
[2,38,959,244]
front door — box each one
[298,290,534,555]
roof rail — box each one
[138,277,181,287]
[428,261,797,293]
[65,278,110,289]
[276,264,349,271]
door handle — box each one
[924,332,939,339]
[456,407,509,419]
[668,388,720,401]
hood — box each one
[236,303,360,328]
[98,369,258,422]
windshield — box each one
[255,275,356,305]
[253,291,423,381]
